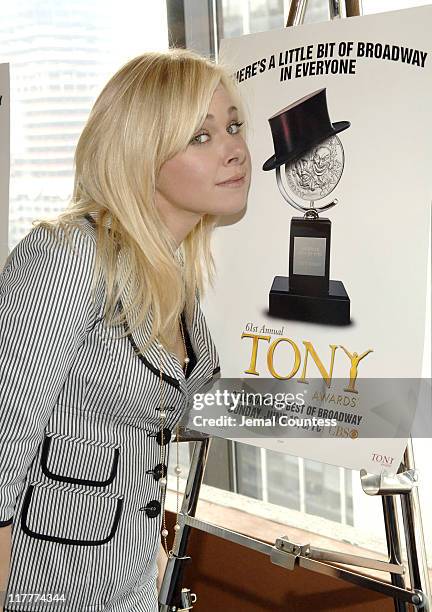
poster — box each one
[183,7,432,476]
[0,63,10,267]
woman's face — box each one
[155,84,251,231]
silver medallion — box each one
[284,135,344,202]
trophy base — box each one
[269,276,351,325]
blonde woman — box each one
[0,50,251,611]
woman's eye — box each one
[190,122,244,144]
[191,132,210,145]
[227,121,244,135]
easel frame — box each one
[159,2,431,610]
[159,438,430,611]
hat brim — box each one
[262,120,350,172]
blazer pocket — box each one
[41,431,120,487]
[21,482,124,546]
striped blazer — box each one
[0,215,220,612]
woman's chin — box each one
[208,197,248,217]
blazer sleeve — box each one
[0,224,98,526]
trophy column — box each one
[289,216,331,295]
[269,212,350,324]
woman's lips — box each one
[216,174,246,187]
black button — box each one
[146,463,167,481]
[141,500,161,518]
[147,428,171,445]
[156,428,171,446]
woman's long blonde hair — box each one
[34,49,244,351]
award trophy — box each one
[263,88,351,325]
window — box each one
[0,0,168,250]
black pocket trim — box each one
[21,484,123,546]
[41,435,120,487]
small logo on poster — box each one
[371,453,394,467]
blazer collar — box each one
[122,296,218,397]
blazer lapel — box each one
[183,297,220,396]
[124,305,183,389]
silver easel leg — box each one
[400,440,431,611]
[286,0,362,25]
[286,0,308,26]
[159,438,212,612]
[361,439,430,611]
[382,495,408,612]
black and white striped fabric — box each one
[0,216,220,612]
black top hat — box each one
[262,88,350,172]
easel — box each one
[159,2,431,610]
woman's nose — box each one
[224,139,248,166]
